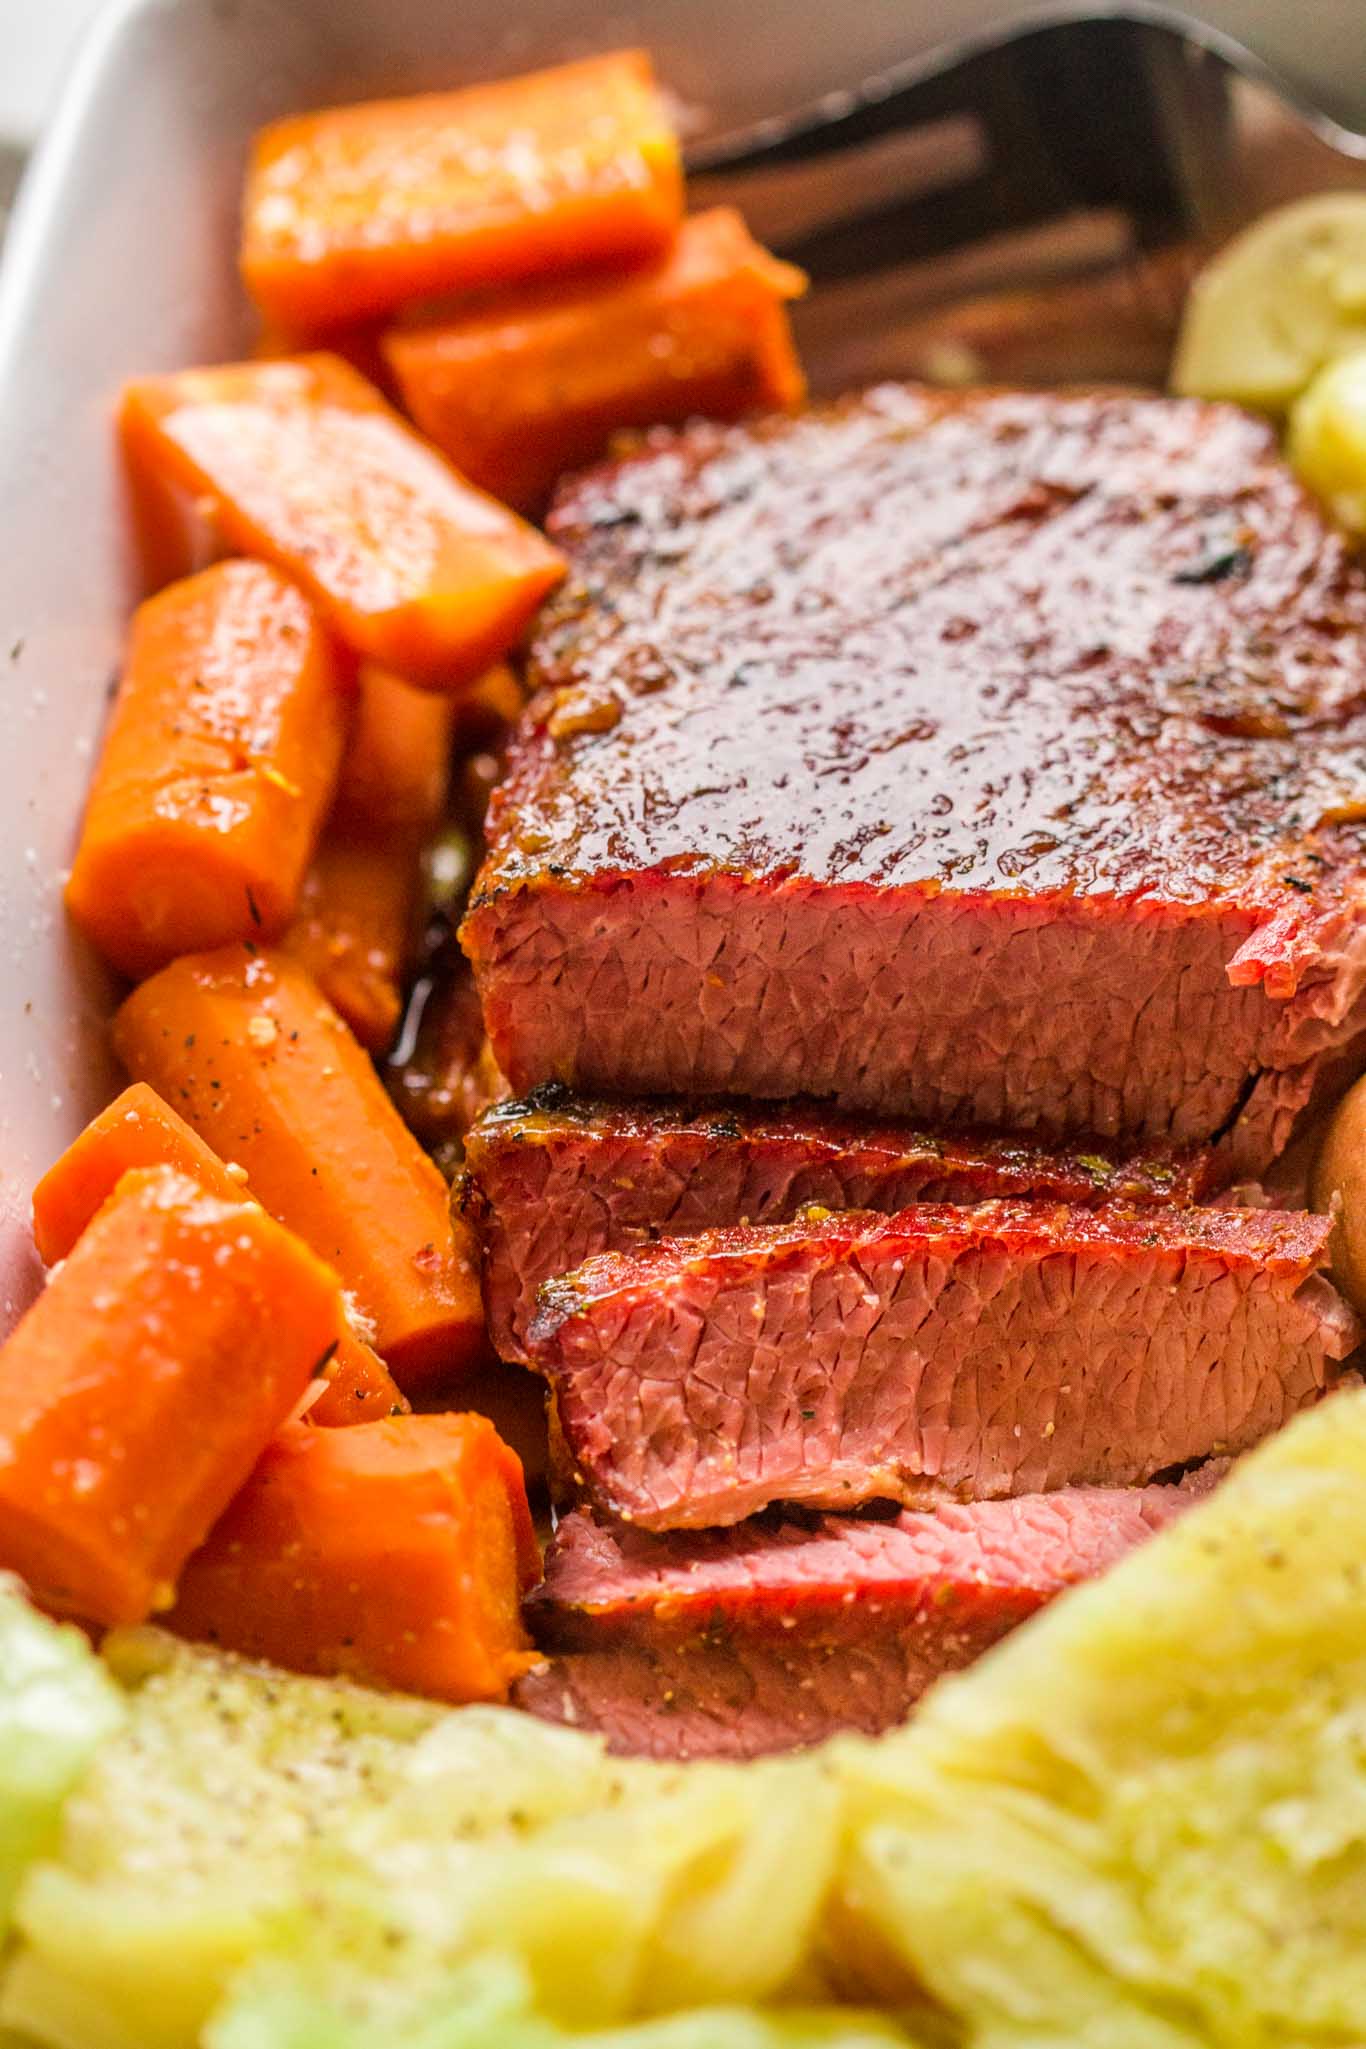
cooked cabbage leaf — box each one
[7,1389,1366,2048]
[0,1573,121,1929]
[839,1385,1366,2046]
[208,1950,907,2049]
[0,1634,841,2048]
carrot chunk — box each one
[120,355,565,684]
[112,946,484,1393]
[252,317,393,393]
[449,659,524,751]
[280,659,452,1052]
[386,208,807,509]
[31,1082,246,1266]
[29,1081,403,1429]
[168,1414,539,1701]
[64,561,348,978]
[0,1166,341,1627]
[240,51,683,335]
[333,663,455,834]
[283,831,419,1054]
[304,1343,408,1428]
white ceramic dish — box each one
[2,0,1365,1337]
[0,0,931,1330]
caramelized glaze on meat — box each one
[465,387,1366,1163]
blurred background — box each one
[0,0,105,225]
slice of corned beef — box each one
[528,1200,1358,1529]
[462,386,1366,1174]
[516,1481,1211,1758]
[463,1085,1220,1362]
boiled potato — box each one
[1311,1067,1366,1306]
[1289,347,1366,533]
[1171,192,1366,411]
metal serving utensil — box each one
[685,12,1366,394]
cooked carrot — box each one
[167,1414,539,1700]
[31,1082,246,1266]
[333,663,455,834]
[123,462,223,595]
[283,656,452,1051]
[64,561,348,979]
[283,830,419,1053]
[112,945,484,1393]
[29,1080,402,1429]
[120,355,565,684]
[241,51,683,336]
[449,659,524,753]
[305,1343,408,1427]
[0,1166,341,1627]
[386,208,807,509]
[253,318,393,393]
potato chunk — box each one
[1172,192,1366,411]
[1311,1065,1366,1305]
[1289,346,1366,532]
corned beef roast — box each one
[464,1085,1219,1362]
[528,1200,1358,1528]
[517,1481,1211,1758]
[463,385,1366,1173]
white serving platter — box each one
[1,0,1364,1335]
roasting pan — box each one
[2,0,1366,1335]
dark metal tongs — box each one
[683,6,1366,393]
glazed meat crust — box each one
[465,385,1366,1166]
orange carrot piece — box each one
[31,1082,247,1266]
[284,656,451,1052]
[283,830,419,1054]
[28,1080,400,1428]
[167,1414,539,1700]
[120,355,565,685]
[305,1344,408,1427]
[449,660,524,751]
[0,1166,341,1627]
[241,51,682,336]
[333,663,455,834]
[64,561,349,979]
[386,208,807,509]
[113,945,484,1393]
[252,318,393,393]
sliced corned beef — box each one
[528,1200,1358,1528]
[516,1481,1211,1757]
[463,385,1366,1174]
[463,1084,1219,1361]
